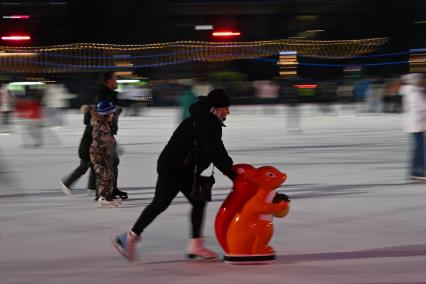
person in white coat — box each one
[0,83,14,133]
[43,84,74,127]
[400,73,426,181]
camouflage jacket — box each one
[90,112,116,164]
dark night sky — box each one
[0,0,424,80]
[0,0,425,50]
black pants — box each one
[131,169,206,238]
[113,154,119,192]
[63,159,96,190]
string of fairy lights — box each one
[0,38,388,73]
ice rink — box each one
[1,105,425,284]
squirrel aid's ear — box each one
[244,168,258,180]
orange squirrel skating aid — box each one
[214,164,257,253]
[215,164,290,262]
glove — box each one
[272,193,290,203]
[226,169,237,182]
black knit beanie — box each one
[206,89,231,108]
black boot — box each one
[113,188,128,200]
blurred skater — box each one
[90,101,121,208]
[400,74,426,181]
[60,105,96,196]
[95,72,127,199]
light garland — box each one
[0,38,388,73]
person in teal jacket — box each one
[178,86,198,122]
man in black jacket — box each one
[95,71,120,135]
[95,71,127,199]
[113,89,236,261]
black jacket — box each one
[78,111,93,160]
[95,84,119,105]
[158,97,235,180]
[94,84,120,135]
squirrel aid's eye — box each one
[266,172,276,178]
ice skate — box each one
[113,188,128,200]
[60,180,72,196]
[112,231,140,261]
[186,238,218,259]
[98,196,121,208]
